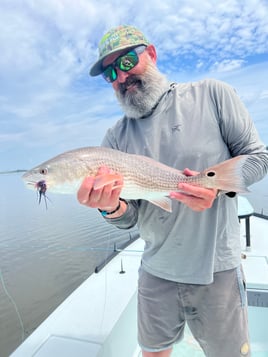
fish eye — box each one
[206,171,215,177]
[39,167,48,175]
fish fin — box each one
[93,174,123,190]
[202,155,250,193]
[148,197,172,212]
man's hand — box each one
[77,166,124,213]
[169,168,218,212]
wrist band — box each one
[98,198,126,217]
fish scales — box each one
[71,148,193,194]
[22,146,250,212]
[58,147,183,193]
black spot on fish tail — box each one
[206,171,216,177]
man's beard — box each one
[115,62,170,119]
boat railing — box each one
[94,230,140,273]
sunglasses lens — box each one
[102,47,145,82]
[102,66,117,82]
[117,51,139,71]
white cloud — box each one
[260,90,268,100]
[0,0,267,169]
[210,59,246,72]
[1,0,267,78]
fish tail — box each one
[202,155,250,193]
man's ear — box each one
[146,45,157,64]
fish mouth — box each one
[23,181,38,190]
[25,180,36,186]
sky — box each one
[0,0,268,172]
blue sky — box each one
[0,0,267,172]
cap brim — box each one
[89,58,105,76]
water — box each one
[0,174,138,356]
[1,171,268,357]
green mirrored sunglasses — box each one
[102,45,147,83]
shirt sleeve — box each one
[104,199,139,229]
[211,79,268,186]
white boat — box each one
[10,197,268,357]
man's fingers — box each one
[183,168,199,176]
[77,176,95,204]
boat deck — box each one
[10,199,268,357]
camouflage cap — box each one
[89,25,150,76]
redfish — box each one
[22,146,250,212]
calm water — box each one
[0,175,138,356]
[0,172,268,357]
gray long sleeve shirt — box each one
[101,79,268,284]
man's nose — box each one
[116,69,129,83]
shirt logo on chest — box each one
[171,124,181,133]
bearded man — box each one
[77,25,268,357]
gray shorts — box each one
[138,266,250,356]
